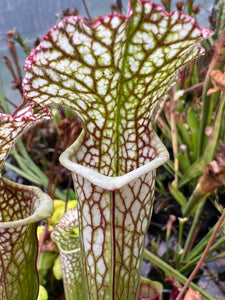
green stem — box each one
[143,249,214,300]
[175,217,187,264]
[179,93,225,188]
[170,92,179,185]
[187,0,193,16]
[176,209,225,300]
[166,0,171,12]
[4,161,42,184]
[0,90,10,114]
[181,200,206,261]
[16,139,48,180]
[206,251,225,263]
[10,140,66,200]
[182,183,208,217]
[179,235,225,274]
[13,28,31,55]
[198,29,225,158]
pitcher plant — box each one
[51,207,85,300]
[21,0,211,298]
[0,0,211,299]
[0,102,53,299]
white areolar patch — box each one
[75,73,85,81]
[79,66,91,74]
[97,78,109,96]
[92,42,106,56]
[184,22,193,32]
[35,51,48,65]
[78,45,91,54]
[144,2,152,14]
[96,274,102,284]
[24,243,30,253]
[84,76,94,88]
[46,68,60,82]
[192,28,201,38]
[87,254,94,267]
[63,79,74,88]
[111,16,121,29]
[83,179,93,199]
[180,29,189,38]
[103,16,110,24]
[73,31,92,45]
[100,195,110,220]
[172,23,182,32]
[97,257,106,275]
[93,228,104,256]
[41,40,52,48]
[152,55,164,67]
[46,50,62,61]
[15,249,24,264]
[166,49,178,60]
[133,179,142,197]
[160,19,168,29]
[131,200,142,221]
[70,61,81,72]
[154,47,164,58]
[151,24,158,35]
[83,226,92,251]
[115,210,123,225]
[42,84,58,95]
[142,217,148,232]
[96,26,112,45]
[51,29,59,42]
[92,204,101,227]
[136,52,144,61]
[140,62,153,75]
[133,31,148,44]
[66,23,75,33]
[29,90,40,97]
[171,11,179,25]
[99,52,111,66]
[125,213,135,231]
[129,56,140,73]
[82,203,91,225]
[83,53,96,65]
[139,183,149,201]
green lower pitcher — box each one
[0,177,53,300]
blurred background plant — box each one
[144,1,225,298]
[1,0,225,299]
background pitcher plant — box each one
[0,103,53,299]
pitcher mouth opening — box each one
[60,129,169,191]
[0,177,53,228]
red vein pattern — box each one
[23,0,211,177]
[73,170,155,299]
[0,102,52,298]
[0,178,53,299]
[21,0,211,299]
[51,208,85,300]
[0,101,51,172]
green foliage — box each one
[151,4,225,297]
[0,1,225,299]
[53,256,63,280]
[38,252,57,286]
[37,286,48,300]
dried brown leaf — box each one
[183,288,202,300]
[207,69,225,95]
